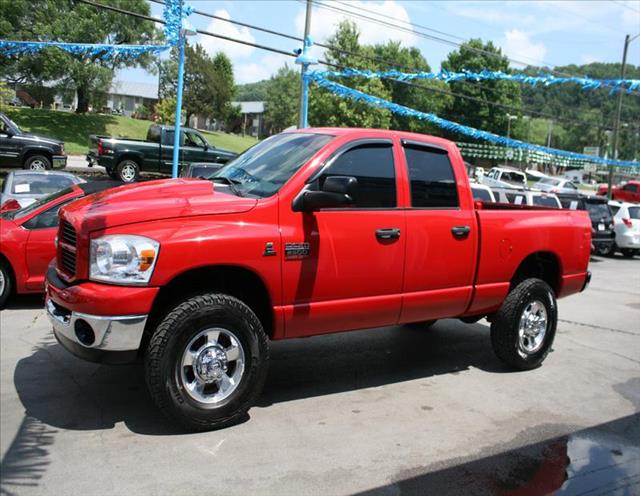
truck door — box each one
[398,140,477,322]
[160,129,184,174]
[280,140,405,337]
[183,130,211,165]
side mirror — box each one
[292,176,357,212]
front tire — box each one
[490,278,557,370]
[145,294,269,431]
[0,259,12,309]
[116,159,140,183]
[24,155,51,171]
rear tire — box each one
[116,159,140,183]
[24,155,51,171]
[145,293,269,431]
[621,248,636,258]
[0,259,12,309]
[106,168,119,180]
[490,278,557,370]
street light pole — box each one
[608,33,639,199]
[297,0,312,128]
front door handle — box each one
[451,225,471,238]
[376,228,401,240]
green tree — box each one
[309,21,392,128]
[369,41,452,134]
[441,39,522,136]
[0,0,159,113]
[160,44,235,123]
[264,64,299,133]
[154,97,177,124]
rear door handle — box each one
[451,225,471,238]
[376,228,401,240]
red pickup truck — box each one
[46,128,592,431]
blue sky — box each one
[120,0,640,87]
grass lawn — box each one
[4,107,258,155]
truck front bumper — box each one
[47,298,147,364]
[45,266,157,363]
[52,155,67,169]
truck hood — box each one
[62,178,257,231]
[20,132,64,146]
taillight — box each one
[622,218,633,228]
[97,139,104,155]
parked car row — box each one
[470,179,639,258]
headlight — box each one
[90,235,159,285]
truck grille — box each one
[59,220,77,276]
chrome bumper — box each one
[46,298,147,352]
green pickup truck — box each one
[87,124,238,183]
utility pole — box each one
[546,119,553,174]
[608,33,639,199]
[297,0,312,128]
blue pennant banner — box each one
[306,73,639,169]
[308,68,640,94]
[163,0,194,47]
[0,40,168,59]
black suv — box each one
[0,112,67,170]
[558,193,615,256]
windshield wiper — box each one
[210,176,243,196]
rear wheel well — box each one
[0,253,16,294]
[511,252,560,295]
[142,266,273,351]
[116,154,142,166]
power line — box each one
[77,0,631,132]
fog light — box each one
[74,319,95,346]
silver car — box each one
[0,170,85,209]
[534,177,579,194]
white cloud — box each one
[197,10,255,59]
[501,30,547,67]
[234,53,294,84]
[295,0,417,48]
[581,54,599,64]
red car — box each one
[597,180,640,203]
[0,181,118,307]
[46,128,592,430]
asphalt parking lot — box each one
[0,255,638,496]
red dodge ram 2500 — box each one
[46,129,592,431]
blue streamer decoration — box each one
[306,72,639,169]
[163,0,194,47]
[308,68,640,94]
[0,40,168,59]
[0,0,193,59]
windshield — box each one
[5,187,74,220]
[585,202,611,220]
[539,177,561,185]
[211,133,333,198]
[533,195,559,207]
[11,173,77,195]
[471,186,492,202]
[1,115,21,134]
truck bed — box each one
[465,205,592,316]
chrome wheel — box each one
[178,328,245,405]
[518,300,548,356]
[29,159,46,171]
[120,161,137,182]
[0,269,5,296]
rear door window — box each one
[403,144,459,208]
[532,196,560,208]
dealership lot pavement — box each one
[1,256,638,495]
